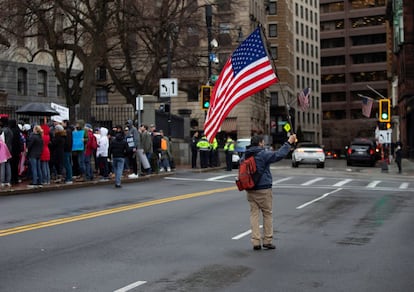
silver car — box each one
[292,143,325,168]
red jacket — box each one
[40,124,50,161]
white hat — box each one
[18,124,23,131]
[23,124,31,131]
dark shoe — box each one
[115,184,122,188]
[263,243,276,249]
[253,245,262,250]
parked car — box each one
[232,138,251,168]
[346,139,377,167]
[292,143,325,168]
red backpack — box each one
[88,131,98,150]
[236,155,259,191]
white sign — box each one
[50,102,69,121]
[378,129,392,144]
[159,78,178,97]
[136,95,143,111]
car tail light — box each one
[347,148,352,155]
[369,149,375,155]
[316,149,324,153]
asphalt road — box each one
[0,159,413,292]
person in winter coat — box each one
[109,127,128,188]
[395,142,402,174]
[51,124,66,182]
[96,127,109,180]
[9,119,23,185]
[27,125,44,187]
[63,120,73,184]
[40,124,51,185]
[243,134,296,251]
[0,117,13,187]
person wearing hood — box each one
[72,119,88,182]
[109,126,128,188]
[244,133,296,251]
[96,127,109,181]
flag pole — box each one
[259,25,295,136]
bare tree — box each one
[0,0,211,111]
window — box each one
[268,1,277,15]
[96,66,107,81]
[37,70,47,96]
[57,84,63,97]
[351,0,386,9]
[270,46,278,60]
[96,87,108,105]
[270,91,278,106]
[17,68,27,96]
[268,24,277,37]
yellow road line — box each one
[0,186,237,237]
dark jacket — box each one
[27,132,44,159]
[9,120,23,156]
[109,133,128,158]
[64,127,73,152]
[244,142,292,190]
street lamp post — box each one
[205,4,212,83]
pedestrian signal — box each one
[379,99,391,122]
[200,85,212,110]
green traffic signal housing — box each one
[379,99,391,122]
[200,85,212,110]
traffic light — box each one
[379,99,391,122]
[200,85,212,110]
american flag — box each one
[297,87,311,112]
[204,27,278,142]
[362,96,373,117]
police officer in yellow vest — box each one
[197,135,211,168]
[209,137,219,167]
[223,135,235,171]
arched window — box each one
[37,70,47,96]
[17,68,27,96]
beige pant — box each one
[246,188,273,246]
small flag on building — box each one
[298,87,311,112]
[203,27,278,143]
[362,96,373,117]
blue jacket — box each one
[244,142,292,190]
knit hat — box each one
[85,123,92,129]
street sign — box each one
[159,78,178,97]
[378,129,392,144]
[283,123,291,132]
[136,95,143,111]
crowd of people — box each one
[0,116,173,189]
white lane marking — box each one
[114,281,147,292]
[367,180,381,188]
[399,182,409,189]
[301,177,324,186]
[333,179,352,187]
[232,225,263,240]
[207,174,236,181]
[296,188,343,209]
[164,177,206,181]
[273,177,294,185]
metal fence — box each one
[0,105,185,138]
